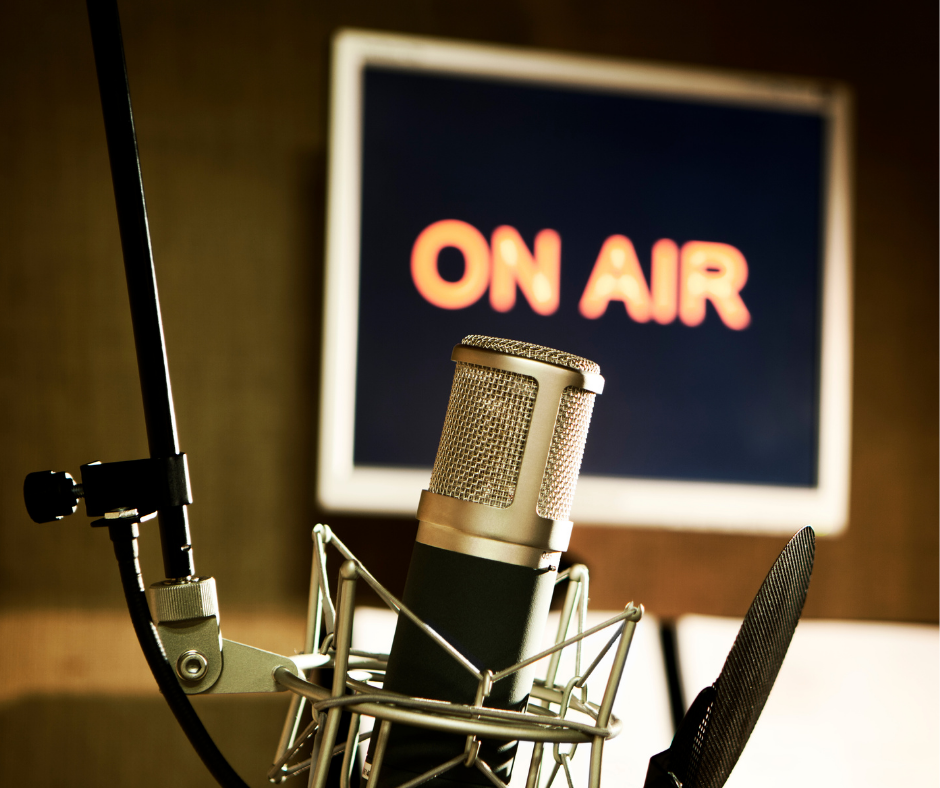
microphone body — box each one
[365,336,603,787]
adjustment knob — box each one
[24,471,81,523]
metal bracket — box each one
[202,640,300,694]
[157,616,224,693]
[157,620,300,694]
[147,575,299,694]
[156,620,299,695]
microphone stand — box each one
[23,7,321,783]
[63,1,248,785]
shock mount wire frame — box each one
[269,524,643,788]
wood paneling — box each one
[0,0,936,781]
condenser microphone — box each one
[364,335,604,787]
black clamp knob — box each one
[23,455,192,525]
[24,471,82,523]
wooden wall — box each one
[1,1,935,785]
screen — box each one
[319,32,851,534]
[355,67,824,487]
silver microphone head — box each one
[417,335,604,564]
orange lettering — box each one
[412,220,750,329]
[411,220,490,310]
[578,235,652,321]
[651,239,679,324]
[489,226,561,315]
[679,241,751,330]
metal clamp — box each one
[23,455,192,525]
[147,575,299,695]
[81,455,192,517]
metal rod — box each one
[576,623,625,689]
[524,742,544,788]
[561,755,576,788]
[364,720,392,787]
[596,618,636,729]
[273,692,307,775]
[544,760,561,788]
[273,728,372,784]
[85,0,192,578]
[307,712,327,788]
[588,614,638,788]
[307,528,326,653]
[492,607,640,683]
[545,568,583,689]
[271,528,331,779]
[269,717,318,782]
[575,569,590,680]
[529,687,608,725]
[326,527,483,681]
[281,758,313,779]
[310,561,358,788]
[527,566,586,788]
[311,693,615,738]
[339,714,361,788]
[313,526,335,640]
[275,674,613,743]
[330,677,613,733]
[474,756,510,788]
[279,734,364,782]
[392,754,466,788]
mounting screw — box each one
[176,650,208,682]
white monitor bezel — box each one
[318,29,853,535]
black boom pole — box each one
[86,0,194,579]
[81,4,253,785]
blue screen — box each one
[353,67,824,486]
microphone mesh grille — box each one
[537,387,596,521]
[429,362,537,508]
[461,335,600,375]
